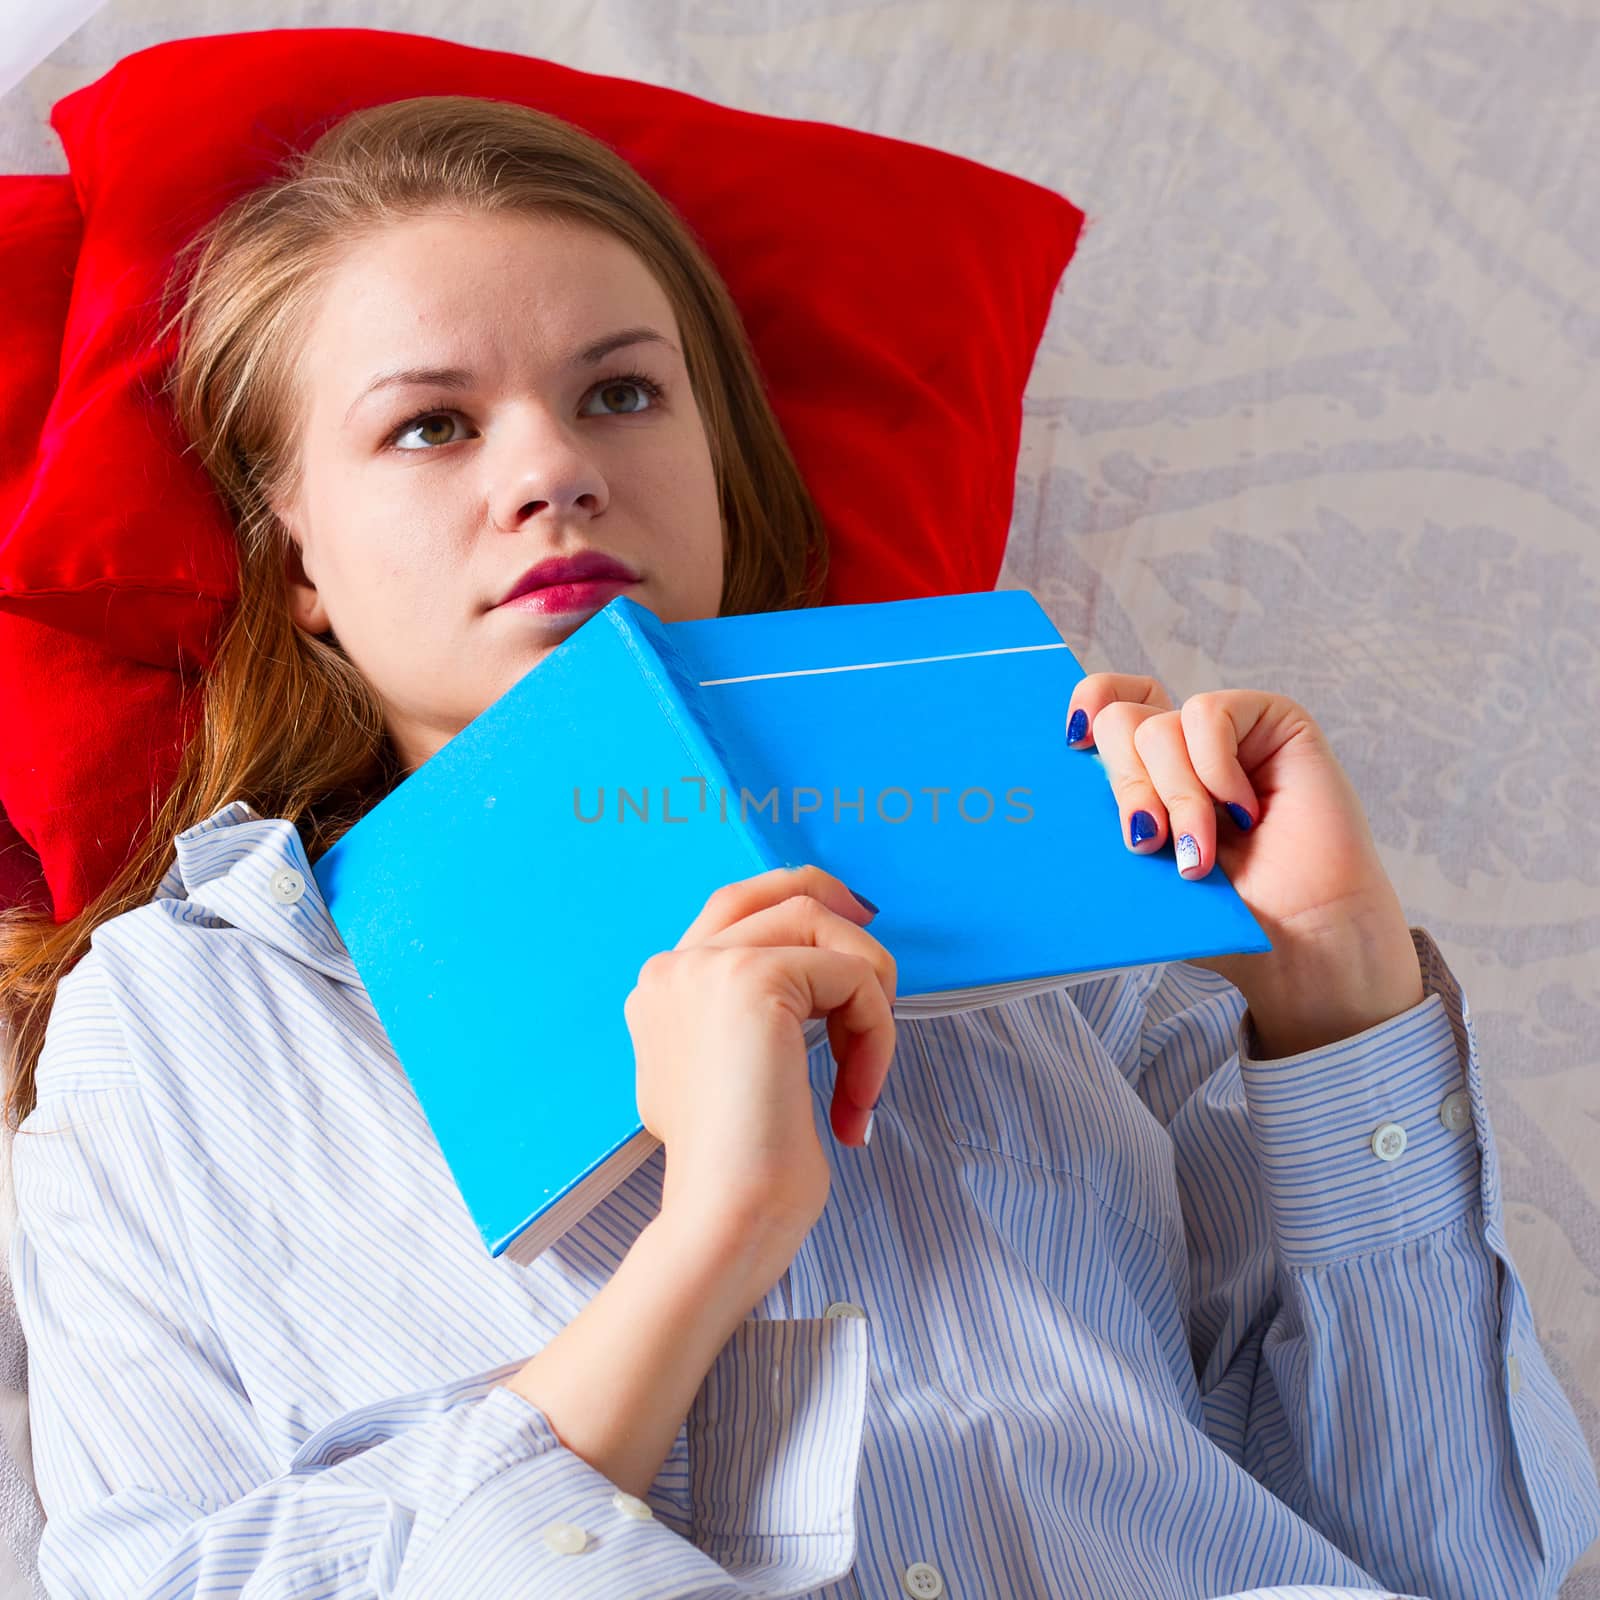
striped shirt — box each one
[8,800,1597,1599]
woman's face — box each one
[276,209,726,770]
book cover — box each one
[313,588,1269,1261]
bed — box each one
[2,2,1596,1597]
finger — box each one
[1130,710,1223,878]
[1064,673,1176,748]
[675,863,876,949]
[1074,697,1176,851]
[828,1004,894,1147]
[1177,692,1272,831]
[738,942,897,1144]
[693,895,899,1019]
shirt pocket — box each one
[907,985,1183,1254]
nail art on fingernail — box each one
[1175,834,1201,875]
[1225,802,1254,831]
[863,1110,876,1146]
[1066,709,1088,744]
[1130,810,1158,846]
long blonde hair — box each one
[0,94,829,1131]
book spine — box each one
[605,604,813,876]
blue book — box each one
[312,588,1270,1263]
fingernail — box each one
[863,1109,875,1146]
[1130,810,1158,847]
[1175,834,1201,875]
[847,885,880,915]
[1225,802,1254,832]
[1066,708,1088,744]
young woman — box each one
[1,95,1594,1600]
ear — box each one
[277,505,331,637]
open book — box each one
[312,589,1269,1263]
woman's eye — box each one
[390,412,464,451]
[580,372,664,418]
[387,373,664,452]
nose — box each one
[490,403,610,531]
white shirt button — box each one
[611,1489,653,1521]
[901,1561,946,1598]
[1439,1089,1473,1134]
[541,1520,590,1555]
[269,867,306,906]
[1508,1350,1523,1397]
[1370,1121,1408,1162]
[824,1300,866,1319]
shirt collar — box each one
[158,800,360,986]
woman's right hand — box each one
[623,864,898,1256]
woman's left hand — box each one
[1065,674,1425,1053]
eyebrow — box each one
[342,327,679,429]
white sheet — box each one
[0,0,109,102]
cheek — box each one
[682,430,725,553]
[331,524,462,637]
[369,505,460,585]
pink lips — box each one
[498,549,640,607]
[499,578,639,615]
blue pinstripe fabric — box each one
[8,802,1597,1599]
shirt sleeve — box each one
[1132,926,1600,1600]
[9,952,865,1600]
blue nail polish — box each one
[1225,802,1254,832]
[1130,810,1158,846]
[1067,709,1088,744]
[847,885,879,915]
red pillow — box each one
[0,27,1086,924]
[0,175,96,920]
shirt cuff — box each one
[283,1360,746,1597]
[688,1313,871,1583]
[393,1385,777,1598]
[1235,926,1482,1268]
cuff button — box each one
[1370,1121,1408,1162]
[1439,1089,1473,1134]
[611,1490,654,1521]
[541,1521,590,1555]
